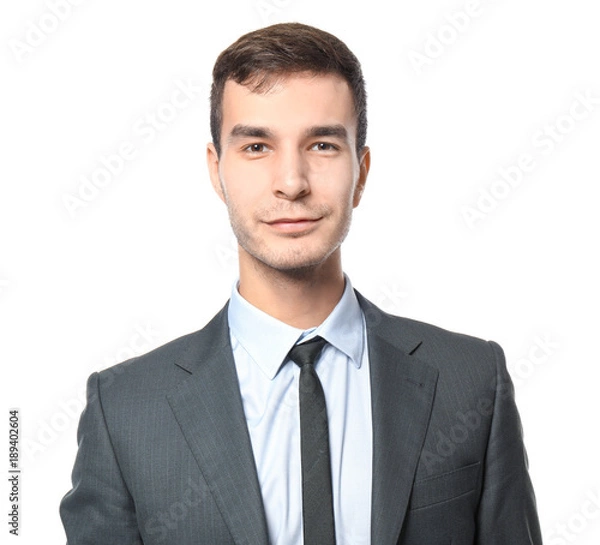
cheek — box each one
[321,176,358,207]
[313,159,356,189]
[220,164,263,206]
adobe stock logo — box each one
[62,78,204,217]
[407,0,486,75]
[373,283,408,314]
[545,488,600,545]
[22,324,160,460]
[507,333,558,387]
[255,0,293,24]
[8,0,87,63]
[461,89,600,229]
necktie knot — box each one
[287,336,328,368]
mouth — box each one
[264,217,322,234]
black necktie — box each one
[287,336,336,545]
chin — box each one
[244,243,326,273]
[251,247,335,275]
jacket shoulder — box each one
[96,302,229,391]
[356,290,501,375]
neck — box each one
[237,250,345,329]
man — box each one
[60,22,543,544]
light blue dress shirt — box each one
[227,274,373,545]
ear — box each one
[353,146,371,208]
[206,142,226,203]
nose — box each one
[271,147,310,200]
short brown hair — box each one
[210,22,367,157]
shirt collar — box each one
[227,274,365,380]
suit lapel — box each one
[356,292,439,545]
[166,304,269,545]
[165,293,437,545]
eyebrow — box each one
[227,124,275,143]
[226,123,349,143]
[303,124,348,140]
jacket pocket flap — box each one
[409,461,481,510]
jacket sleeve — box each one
[59,372,143,544]
[476,341,543,544]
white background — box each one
[1,0,599,543]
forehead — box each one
[221,73,357,138]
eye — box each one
[311,142,338,152]
[243,143,269,153]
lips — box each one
[265,217,321,233]
[267,217,319,223]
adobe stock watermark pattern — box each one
[373,282,408,315]
[421,332,558,476]
[8,0,88,63]
[62,78,205,217]
[255,0,294,25]
[544,488,600,545]
[407,0,489,75]
[507,333,559,388]
[22,323,160,460]
[144,478,208,542]
[461,89,600,229]
[214,234,239,273]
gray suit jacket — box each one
[60,291,543,544]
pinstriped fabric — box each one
[60,292,542,545]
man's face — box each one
[207,72,370,274]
